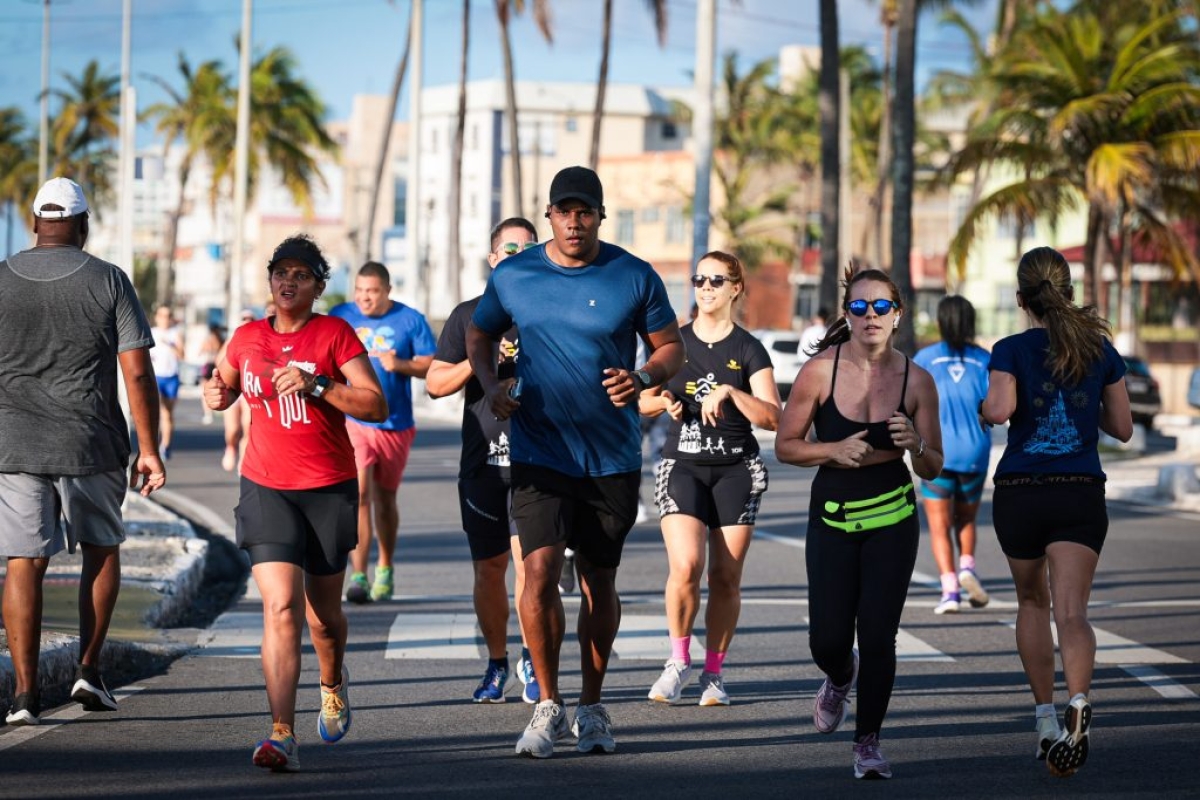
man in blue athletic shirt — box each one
[467,166,684,758]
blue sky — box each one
[0,0,996,137]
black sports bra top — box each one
[813,345,910,451]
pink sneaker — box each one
[813,649,858,733]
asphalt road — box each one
[3,393,1199,799]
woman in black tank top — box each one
[775,266,943,780]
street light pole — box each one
[117,0,135,282]
[690,0,716,269]
[405,0,423,305]
[227,0,252,329]
[38,0,50,185]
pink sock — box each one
[960,555,976,572]
[704,649,727,674]
[940,572,959,596]
[670,635,691,664]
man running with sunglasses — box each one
[467,166,684,758]
[330,262,436,604]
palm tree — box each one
[889,0,918,353]
[818,0,841,316]
[448,0,470,306]
[144,55,233,306]
[495,0,553,219]
[0,106,35,255]
[51,59,120,215]
[364,2,414,264]
[589,1,667,169]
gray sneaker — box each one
[648,659,693,704]
[572,702,616,754]
[1036,713,1061,760]
[515,700,569,759]
[698,671,730,707]
[813,648,858,733]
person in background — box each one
[981,246,1131,778]
[913,296,992,614]
[467,166,684,758]
[151,305,185,459]
[2,177,165,727]
[331,262,437,604]
[199,323,225,424]
[426,217,541,704]
[641,251,781,707]
[204,234,386,772]
[798,306,830,363]
[775,265,942,780]
[219,309,257,473]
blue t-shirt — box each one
[329,300,436,431]
[989,328,1126,478]
[913,341,992,473]
[472,242,677,477]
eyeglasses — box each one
[270,269,316,284]
[847,298,898,317]
[691,274,732,289]
[496,242,538,256]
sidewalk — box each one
[3,411,1197,718]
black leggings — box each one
[806,459,919,740]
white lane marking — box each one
[1121,665,1198,700]
[609,614,704,662]
[1000,619,1187,665]
[754,529,803,548]
[0,686,146,752]
[386,612,485,660]
[195,611,263,658]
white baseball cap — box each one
[32,177,89,219]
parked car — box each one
[1189,367,1200,410]
[751,329,805,398]
[1123,355,1162,428]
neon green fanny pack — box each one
[821,482,915,532]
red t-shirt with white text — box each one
[226,315,366,490]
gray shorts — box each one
[0,470,127,558]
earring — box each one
[893,317,900,329]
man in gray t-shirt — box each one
[0,177,165,726]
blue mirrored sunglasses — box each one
[847,298,898,317]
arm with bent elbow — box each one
[1100,378,1134,442]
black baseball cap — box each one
[548,166,603,209]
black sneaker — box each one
[71,664,118,711]
[5,692,40,726]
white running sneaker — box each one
[1035,713,1061,760]
[934,593,961,615]
[648,659,693,704]
[1047,694,1091,777]
[698,671,730,707]
[958,568,990,608]
[853,733,892,779]
[813,649,858,734]
[572,703,616,754]
[515,700,570,759]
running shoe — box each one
[515,700,570,758]
[253,724,300,772]
[345,572,371,605]
[853,733,893,779]
[558,550,576,594]
[572,702,617,754]
[370,565,394,602]
[934,592,960,615]
[958,568,990,608]
[1035,713,1061,760]
[5,692,40,726]
[71,664,118,711]
[813,649,858,734]
[318,667,351,743]
[473,661,509,704]
[698,671,730,707]
[517,656,540,704]
[1047,694,1091,777]
[648,659,693,704]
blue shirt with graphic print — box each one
[329,300,436,431]
[913,340,992,473]
[989,328,1125,479]
[472,242,677,477]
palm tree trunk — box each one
[497,2,525,219]
[818,0,841,317]
[1082,203,1101,308]
[590,0,614,170]
[890,0,917,353]
[157,155,192,308]
[870,10,895,270]
[365,4,413,265]
[1116,204,1135,337]
[448,0,469,307]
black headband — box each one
[268,241,330,281]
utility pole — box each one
[117,0,135,282]
[227,0,252,329]
[405,0,423,305]
[38,0,50,184]
[690,0,716,269]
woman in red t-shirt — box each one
[204,234,387,772]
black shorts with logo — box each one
[459,475,515,560]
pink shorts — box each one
[345,424,416,492]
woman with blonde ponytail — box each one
[980,246,1132,778]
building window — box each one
[661,120,677,139]
[565,116,578,133]
[616,210,635,245]
[470,123,479,151]
[666,205,687,243]
[641,206,660,224]
[430,128,438,154]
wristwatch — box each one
[310,374,332,399]
[632,369,653,391]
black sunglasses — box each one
[497,242,538,256]
[691,274,731,289]
[847,298,898,317]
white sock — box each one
[1035,703,1056,719]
